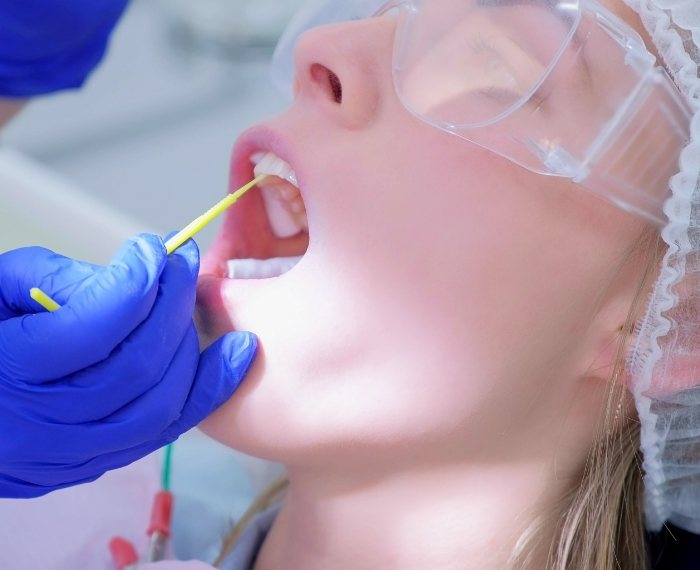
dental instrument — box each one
[164,150,298,254]
[28,173,272,312]
[163,174,267,255]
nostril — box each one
[310,63,343,104]
[328,70,342,104]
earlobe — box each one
[585,331,624,384]
[583,314,638,388]
[581,234,656,389]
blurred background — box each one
[0,1,303,564]
[0,0,299,261]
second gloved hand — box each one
[0,234,257,498]
[0,0,129,96]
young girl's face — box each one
[197,1,656,468]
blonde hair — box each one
[214,476,288,567]
[216,228,665,570]
[510,226,665,569]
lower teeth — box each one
[227,256,303,279]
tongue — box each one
[227,256,303,279]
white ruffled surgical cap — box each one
[624,0,700,533]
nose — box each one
[291,17,396,129]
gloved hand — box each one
[0,234,257,498]
[0,0,129,96]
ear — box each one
[580,263,649,387]
[583,317,628,385]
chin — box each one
[193,123,313,454]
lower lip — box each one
[195,272,273,337]
[197,274,226,309]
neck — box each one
[253,458,577,570]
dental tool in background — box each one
[145,443,175,563]
[108,537,139,570]
[108,428,175,568]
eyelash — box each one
[530,89,552,113]
[468,36,552,112]
[479,86,551,112]
[468,35,502,59]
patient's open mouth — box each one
[195,127,313,341]
[225,151,308,279]
[253,151,308,237]
[201,130,311,282]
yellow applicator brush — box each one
[30,174,268,312]
[163,175,266,254]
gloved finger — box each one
[37,241,200,423]
[0,471,101,499]
[3,332,257,490]
[28,325,201,464]
[27,330,256,464]
[21,328,251,482]
[0,234,167,382]
[12,436,170,490]
[161,331,258,439]
[5,433,170,494]
[0,246,98,319]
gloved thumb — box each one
[163,331,258,439]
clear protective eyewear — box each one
[271,0,694,227]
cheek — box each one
[198,110,633,463]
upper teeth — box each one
[252,151,298,187]
[252,151,308,238]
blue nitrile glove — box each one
[0,234,257,498]
[0,0,129,96]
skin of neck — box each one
[241,224,644,570]
[253,420,597,570]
